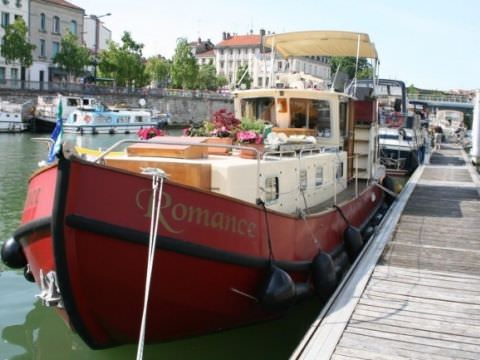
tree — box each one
[235,64,252,89]
[53,32,91,81]
[1,17,35,68]
[196,64,219,90]
[98,31,148,88]
[330,56,373,80]
[145,56,170,87]
[170,38,198,89]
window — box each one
[240,97,276,124]
[52,16,60,33]
[299,169,307,191]
[10,68,18,80]
[15,0,21,8]
[339,102,348,138]
[0,67,5,81]
[70,20,77,35]
[40,13,46,31]
[40,39,46,57]
[1,12,10,27]
[265,176,279,203]
[315,167,324,187]
[52,41,60,57]
[290,99,331,137]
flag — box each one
[47,96,63,163]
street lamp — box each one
[89,13,111,82]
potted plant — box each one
[184,109,241,154]
[236,118,268,158]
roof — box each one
[216,35,261,48]
[197,49,214,58]
[42,0,84,11]
[264,31,378,59]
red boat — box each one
[2,31,390,349]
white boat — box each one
[0,100,34,133]
[64,103,170,134]
[33,95,97,132]
[348,79,423,176]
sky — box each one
[73,0,479,91]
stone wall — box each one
[0,89,234,126]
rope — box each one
[136,168,167,360]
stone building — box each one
[29,0,84,83]
[213,30,330,89]
[0,0,29,82]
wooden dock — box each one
[292,144,480,360]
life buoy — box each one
[84,114,92,124]
[385,112,404,128]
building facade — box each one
[83,15,112,55]
[213,30,331,89]
[29,0,84,83]
[0,0,29,82]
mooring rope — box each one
[136,168,167,360]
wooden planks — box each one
[294,145,480,360]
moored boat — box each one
[0,100,34,133]
[32,94,96,132]
[64,103,169,135]
[349,79,423,176]
[2,30,390,349]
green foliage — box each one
[1,17,35,67]
[145,56,170,87]
[98,31,147,87]
[236,64,252,89]
[196,64,218,90]
[330,56,372,80]
[171,38,198,89]
[53,32,91,79]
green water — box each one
[0,133,321,359]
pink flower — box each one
[236,130,263,144]
[137,127,165,140]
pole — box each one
[470,89,480,164]
[94,16,99,81]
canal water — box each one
[0,133,322,359]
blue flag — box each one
[47,97,63,163]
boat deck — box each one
[292,143,480,359]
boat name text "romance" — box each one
[136,190,257,238]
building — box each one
[0,0,29,82]
[213,30,331,89]
[29,0,85,83]
[83,15,112,57]
[190,38,215,66]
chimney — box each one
[223,32,227,40]
[227,32,231,39]
[198,37,201,44]
[260,29,266,37]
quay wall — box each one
[0,89,234,126]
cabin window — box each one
[336,161,344,179]
[67,98,79,106]
[265,176,279,203]
[315,167,324,187]
[290,99,331,137]
[240,97,276,124]
[299,169,307,191]
[135,116,144,123]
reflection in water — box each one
[2,298,322,360]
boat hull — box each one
[15,155,384,348]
